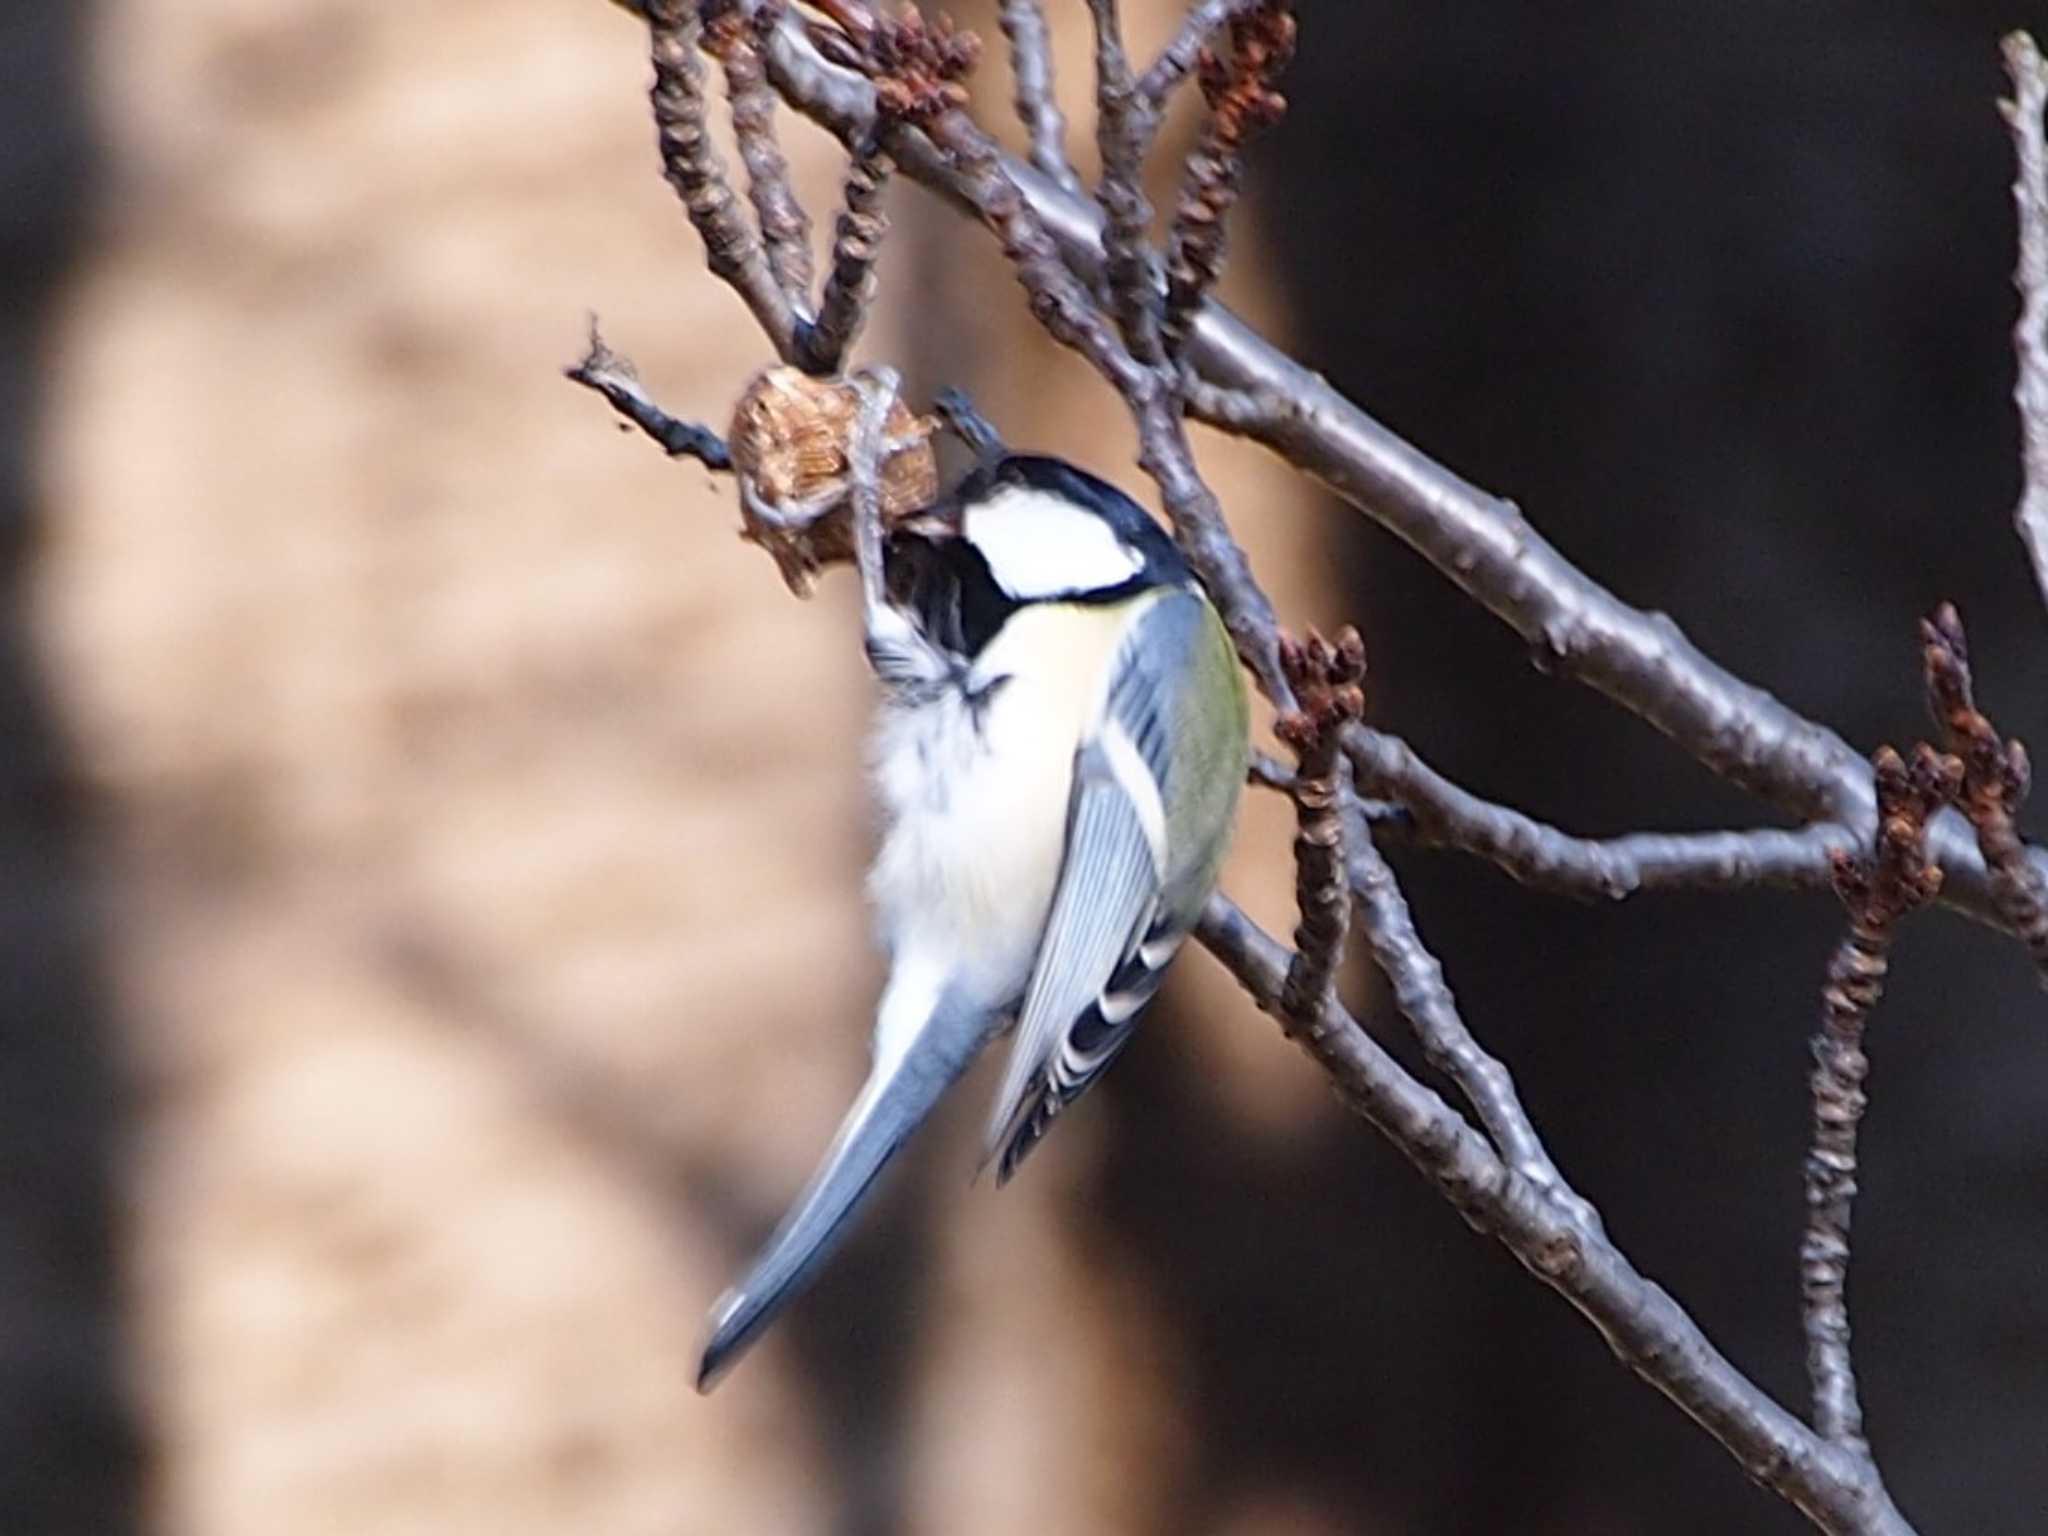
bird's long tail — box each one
[696,985,989,1390]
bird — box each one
[696,452,1249,1390]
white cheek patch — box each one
[964,485,1145,599]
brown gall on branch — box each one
[1345,725,1848,901]
[744,12,2048,935]
[1164,1,1293,362]
[2001,32,2048,613]
[1802,744,1956,1460]
[565,319,735,470]
[705,0,817,306]
[647,0,804,361]
[1274,626,1365,1024]
[1195,892,1915,1536]
[726,365,939,592]
[1921,603,2048,984]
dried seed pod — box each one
[727,367,939,594]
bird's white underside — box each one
[864,594,1162,1074]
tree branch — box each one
[1345,725,1847,900]
[1275,627,1365,1023]
[1163,2,1292,361]
[1194,893,1916,1536]
[2001,31,2048,613]
[995,0,1082,197]
[748,8,2048,937]
[1803,746,1954,1456]
[1137,0,1265,109]
[1922,604,2048,984]
[706,0,817,307]
[801,132,892,372]
[565,319,735,469]
[1085,0,1165,365]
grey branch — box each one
[802,133,892,373]
[1194,893,1916,1536]
[649,0,803,361]
[1802,746,1953,1455]
[1086,0,1166,365]
[1345,725,1848,900]
[565,320,734,470]
[2001,32,2048,613]
[709,5,817,305]
[1274,628,1366,1025]
[1138,0,1264,108]
[995,0,1082,197]
[749,7,2048,937]
[1340,807,1602,1238]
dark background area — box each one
[0,2,141,1534]
[1098,4,2048,1532]
[6,2,2046,1533]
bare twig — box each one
[565,319,734,469]
[749,10,2048,934]
[1346,725,1847,900]
[2001,32,2048,612]
[995,0,1082,197]
[1181,370,1296,434]
[1195,893,1915,1536]
[1922,604,2048,983]
[1339,807,1602,1238]
[1086,0,1164,364]
[1164,2,1293,360]
[706,0,816,305]
[932,385,1006,459]
[1275,627,1366,1022]
[648,0,802,360]
[1803,745,1955,1455]
[832,16,1293,706]
[802,132,892,372]
[1138,0,1265,109]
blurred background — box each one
[6,0,2047,1532]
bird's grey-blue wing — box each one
[982,591,1230,1183]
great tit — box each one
[698,453,1249,1389]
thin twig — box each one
[1339,806,1602,1238]
[749,10,2048,934]
[1182,371,1296,434]
[565,319,734,469]
[707,0,816,306]
[1275,627,1366,1022]
[1164,2,1293,360]
[1346,725,1847,900]
[2000,32,2048,612]
[995,0,1082,197]
[894,62,1294,705]
[1802,745,1955,1454]
[1194,893,1915,1536]
[933,386,1006,460]
[1921,603,2048,984]
[1086,0,1165,365]
[1138,0,1266,109]
[648,0,802,361]
[802,132,893,372]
